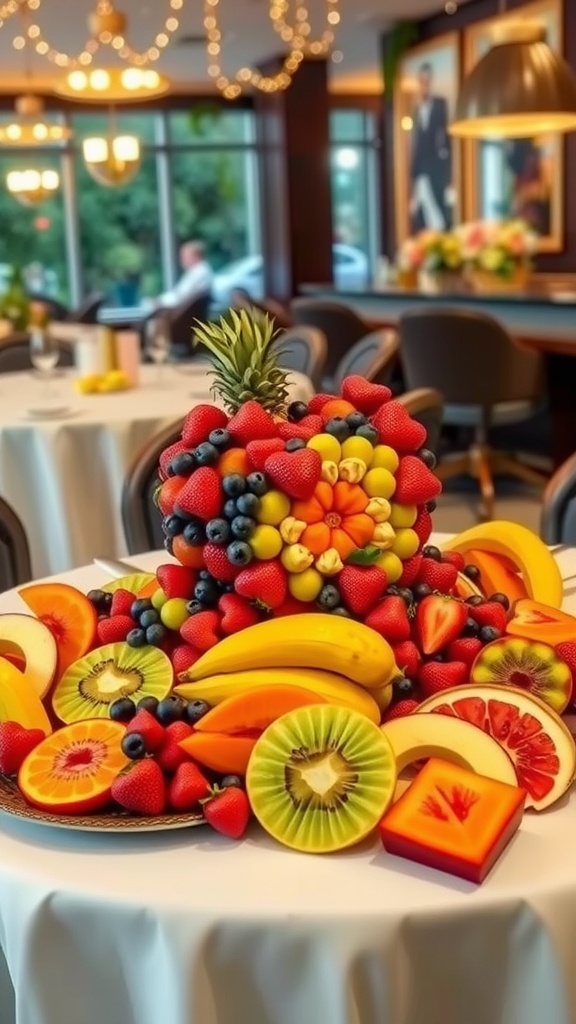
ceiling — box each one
[0,0,470,96]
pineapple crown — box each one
[194,308,290,415]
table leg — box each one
[545,354,576,470]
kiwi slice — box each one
[246,704,397,854]
[101,573,155,595]
[52,642,173,724]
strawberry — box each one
[416,557,458,593]
[156,564,198,600]
[372,401,427,452]
[168,762,210,812]
[245,437,285,471]
[277,417,324,442]
[555,641,576,707]
[171,643,202,677]
[341,375,392,414]
[397,553,423,587]
[338,565,388,617]
[419,660,468,697]
[394,455,442,504]
[447,637,483,668]
[365,596,411,644]
[157,475,187,516]
[382,699,419,722]
[174,467,222,522]
[180,609,221,651]
[412,507,433,547]
[235,559,288,610]
[218,592,261,634]
[96,614,134,644]
[264,448,322,501]
[203,543,243,583]
[228,401,278,446]
[203,786,251,839]
[182,405,228,448]
[110,588,136,617]
[468,601,508,633]
[271,596,313,617]
[442,551,466,572]
[0,723,45,775]
[391,639,422,680]
[111,759,167,816]
[308,392,336,414]
[159,439,186,481]
[415,595,468,655]
[156,720,194,774]
[126,709,165,754]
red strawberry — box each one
[365,596,411,643]
[412,507,433,547]
[156,564,198,600]
[246,437,285,471]
[171,644,202,677]
[442,551,466,572]
[382,699,419,721]
[159,439,186,481]
[168,762,210,812]
[341,375,392,414]
[338,565,388,617]
[96,614,134,644]
[308,392,336,414]
[174,467,222,521]
[556,641,576,707]
[157,475,187,516]
[416,557,458,593]
[218,592,261,634]
[372,401,427,452]
[397,553,423,587]
[271,596,313,617]
[126,709,165,754]
[394,455,442,504]
[182,405,228,448]
[235,559,288,610]
[392,639,422,680]
[419,660,468,697]
[447,637,483,668]
[110,588,136,617]
[111,759,167,816]
[203,543,242,583]
[277,415,324,442]
[203,786,251,839]
[228,401,278,446]
[180,610,221,652]
[156,720,194,774]
[264,448,322,501]
[0,723,45,775]
[415,595,468,655]
[468,601,508,633]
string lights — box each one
[0,0,27,28]
[269,0,340,57]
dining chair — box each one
[121,418,184,554]
[65,292,104,325]
[398,307,547,519]
[231,289,293,330]
[0,497,32,591]
[396,387,444,459]
[273,326,327,391]
[540,452,576,544]
[290,298,372,382]
[144,291,213,360]
[0,338,74,373]
[332,330,399,392]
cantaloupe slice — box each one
[194,685,326,735]
[179,732,257,775]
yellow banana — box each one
[441,520,563,609]
[0,658,52,734]
[184,614,397,689]
[174,667,381,724]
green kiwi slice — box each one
[101,573,155,595]
[52,642,173,724]
[246,704,397,853]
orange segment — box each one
[302,522,331,556]
[18,583,98,676]
[320,399,356,421]
[293,483,333,523]
[218,448,251,477]
[341,513,375,548]
[330,528,356,560]
[333,482,369,515]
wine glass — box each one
[29,327,60,403]
[145,316,171,385]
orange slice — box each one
[18,583,98,676]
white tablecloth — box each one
[0,365,313,579]
[1,544,576,1024]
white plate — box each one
[24,405,72,420]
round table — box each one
[0,365,313,579]
[1,547,576,1024]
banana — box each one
[174,667,381,724]
[441,520,563,609]
[0,658,52,734]
[184,613,397,689]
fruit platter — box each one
[0,309,575,882]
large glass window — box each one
[329,108,380,289]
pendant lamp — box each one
[450,21,576,139]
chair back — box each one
[121,419,184,554]
[540,453,576,544]
[0,338,74,373]
[232,290,293,330]
[397,387,444,458]
[0,497,32,591]
[273,326,327,390]
[333,329,399,392]
[290,298,370,380]
[398,308,543,409]
[170,292,213,356]
[65,292,104,325]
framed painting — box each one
[463,0,564,252]
[393,32,462,248]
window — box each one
[329,108,380,289]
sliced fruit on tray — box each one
[469,636,572,715]
[0,658,52,735]
[100,573,157,597]
[18,719,129,814]
[505,599,576,646]
[52,642,173,724]
[379,757,526,884]
[179,731,257,775]
[0,614,58,698]
[460,549,528,604]
[417,685,576,811]
[246,703,397,853]
[453,572,484,602]
[193,685,326,734]
[18,583,97,676]
[381,713,517,788]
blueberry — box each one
[163,514,184,538]
[398,588,414,606]
[429,652,445,662]
[392,676,415,700]
[355,423,379,445]
[109,697,136,722]
[208,428,231,449]
[413,583,432,601]
[101,592,113,611]
[287,401,309,422]
[137,696,159,714]
[195,442,219,467]
[156,696,186,725]
[285,438,306,452]
[164,538,174,556]
[236,492,260,517]
[205,518,231,544]
[423,545,442,562]
[466,595,484,607]
[226,541,253,566]
[184,699,212,725]
[346,411,368,430]
[131,598,153,621]
[425,500,437,513]
[480,626,501,643]
[246,472,268,496]
[317,584,341,610]
[183,518,205,545]
[223,498,239,520]
[324,416,351,442]
[140,609,159,629]
[194,578,220,605]
[386,585,399,596]
[222,474,247,498]
[463,617,480,637]
[186,599,205,615]
[126,627,147,648]
[463,564,481,582]
[418,448,437,470]
[489,592,510,610]
[87,588,107,610]
[220,774,243,789]
[121,733,147,760]
[231,515,256,541]
[170,451,196,476]
[145,623,166,646]
[331,606,351,617]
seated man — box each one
[157,240,213,309]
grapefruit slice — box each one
[18,719,129,814]
[18,583,97,676]
[417,684,576,811]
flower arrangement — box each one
[397,229,464,276]
[457,219,537,280]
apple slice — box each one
[0,614,58,698]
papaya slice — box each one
[506,598,576,646]
[195,685,325,735]
[465,549,528,604]
[18,583,98,676]
[179,732,256,775]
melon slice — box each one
[418,684,576,811]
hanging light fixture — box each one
[450,18,576,139]
[82,133,140,187]
[0,92,70,145]
[53,65,170,103]
[6,168,59,206]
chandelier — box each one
[0,93,70,145]
[53,66,170,103]
[6,167,59,206]
[82,133,140,187]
